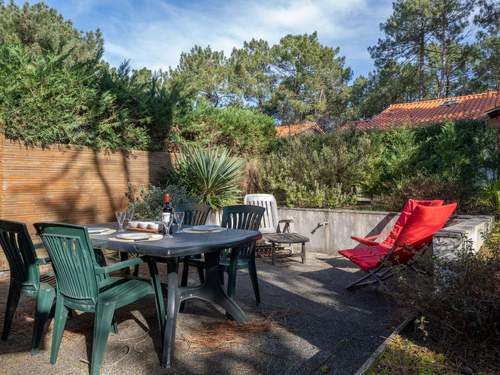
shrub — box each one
[260,121,497,212]
[171,101,277,156]
[0,43,172,150]
[260,131,376,208]
[127,184,198,220]
[389,224,500,373]
[171,145,244,209]
[369,121,498,212]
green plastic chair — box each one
[34,222,165,375]
[179,203,211,286]
[0,220,55,354]
[182,205,265,304]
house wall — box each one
[0,135,171,267]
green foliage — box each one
[172,146,244,209]
[265,32,352,125]
[168,45,230,107]
[0,2,170,150]
[480,180,500,215]
[169,32,351,126]
[261,121,497,212]
[367,121,498,211]
[171,101,276,155]
[128,184,197,220]
[261,132,376,208]
[0,43,155,149]
[0,1,103,63]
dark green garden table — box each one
[90,225,261,368]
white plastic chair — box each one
[243,194,292,234]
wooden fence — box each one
[0,135,171,267]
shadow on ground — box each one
[0,252,394,375]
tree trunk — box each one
[418,31,426,99]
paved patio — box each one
[0,252,393,375]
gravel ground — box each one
[0,251,393,375]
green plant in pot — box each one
[173,145,244,210]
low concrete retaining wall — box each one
[277,207,494,256]
[433,215,495,260]
[277,207,399,254]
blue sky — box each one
[23,0,394,78]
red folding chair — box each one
[339,203,457,290]
[351,199,444,250]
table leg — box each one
[159,253,248,368]
[301,242,306,264]
[161,259,180,368]
[271,243,276,265]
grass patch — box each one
[367,334,460,375]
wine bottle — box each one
[162,194,173,225]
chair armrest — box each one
[95,257,144,275]
[278,219,294,224]
[35,257,51,265]
[364,233,385,241]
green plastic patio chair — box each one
[179,203,211,286]
[182,205,265,304]
[34,222,165,375]
[0,220,55,354]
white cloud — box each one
[65,0,394,76]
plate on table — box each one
[87,227,110,235]
[183,225,226,233]
[115,232,152,241]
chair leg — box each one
[133,264,140,277]
[196,265,205,284]
[218,270,225,285]
[31,286,55,354]
[147,258,165,335]
[111,314,119,334]
[90,302,116,375]
[346,272,377,290]
[120,252,131,275]
[248,258,261,305]
[50,296,69,364]
[179,261,190,312]
[1,282,21,341]
[226,265,237,299]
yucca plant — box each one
[174,145,244,209]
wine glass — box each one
[126,206,135,227]
[115,210,126,232]
[162,214,173,238]
[174,211,185,233]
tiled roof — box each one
[345,90,500,131]
[276,121,325,138]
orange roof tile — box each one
[276,121,325,138]
[345,90,500,131]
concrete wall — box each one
[433,215,495,260]
[277,207,399,254]
[277,207,494,256]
